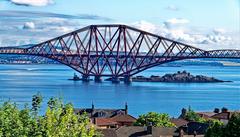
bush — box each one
[205,112,240,137]
[183,107,206,123]
[0,94,100,137]
[224,112,240,137]
[134,112,175,127]
[205,119,224,137]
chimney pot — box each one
[125,102,128,115]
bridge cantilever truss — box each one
[0,24,239,82]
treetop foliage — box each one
[0,94,100,137]
[134,112,175,127]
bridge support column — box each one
[123,76,132,84]
[82,75,90,82]
[94,76,102,83]
[112,76,120,84]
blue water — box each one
[0,64,239,117]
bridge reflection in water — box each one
[0,24,239,83]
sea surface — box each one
[0,63,239,117]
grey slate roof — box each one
[99,126,178,137]
[74,108,126,118]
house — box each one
[93,117,119,129]
[176,107,240,136]
[170,118,208,136]
[196,111,217,120]
[92,114,137,129]
[210,111,240,124]
[110,114,137,126]
[74,103,137,128]
[98,126,179,137]
[197,108,240,125]
[74,103,128,118]
[179,122,209,136]
[170,118,189,127]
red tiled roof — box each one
[197,112,216,117]
[94,118,118,126]
[211,112,230,120]
[93,114,137,127]
[111,114,137,123]
[170,118,189,127]
[197,113,214,120]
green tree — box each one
[42,98,98,137]
[224,112,240,137]
[205,112,240,137]
[0,94,100,137]
[134,112,175,127]
[205,119,224,137]
[183,107,206,123]
[32,92,43,117]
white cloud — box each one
[132,20,157,33]
[0,10,110,47]
[165,18,189,25]
[207,34,231,43]
[47,26,75,33]
[23,22,35,29]
[132,20,194,43]
[164,18,189,29]
[167,29,195,43]
[0,16,82,47]
[0,12,238,50]
[213,28,225,35]
[131,20,237,50]
[35,18,78,33]
[9,0,54,6]
[166,5,179,11]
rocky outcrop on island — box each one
[132,71,230,83]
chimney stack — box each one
[92,101,95,110]
[91,101,95,117]
[214,108,220,113]
[181,108,187,118]
[221,107,228,113]
[93,117,96,124]
[125,102,128,115]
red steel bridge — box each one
[0,24,239,83]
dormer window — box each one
[97,111,106,117]
[116,110,124,115]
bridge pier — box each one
[82,75,90,82]
[112,76,120,84]
[94,76,102,83]
[123,76,132,84]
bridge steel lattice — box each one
[0,25,239,83]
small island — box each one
[132,71,231,83]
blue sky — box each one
[0,0,239,49]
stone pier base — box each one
[123,76,132,84]
[112,77,120,84]
[94,76,102,83]
[82,75,90,82]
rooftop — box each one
[99,126,178,137]
[171,118,189,127]
[74,104,128,118]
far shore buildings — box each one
[74,105,239,137]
